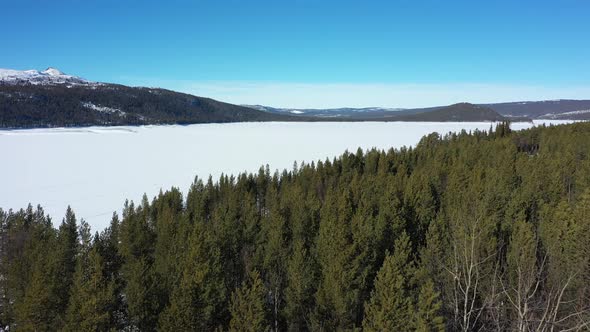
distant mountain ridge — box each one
[248,103,516,122]
[248,99,590,121]
[1,67,587,128]
[483,100,590,120]
[244,105,404,119]
[390,103,509,122]
[0,68,300,128]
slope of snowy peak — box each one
[42,67,65,76]
[0,67,96,86]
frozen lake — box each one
[0,121,572,230]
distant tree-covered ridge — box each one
[0,83,299,128]
[0,66,523,128]
[248,100,590,121]
[391,102,509,122]
[3,68,590,127]
[2,121,590,331]
[0,82,516,128]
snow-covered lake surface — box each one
[0,121,573,231]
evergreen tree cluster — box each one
[1,121,590,331]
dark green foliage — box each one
[2,122,590,331]
[52,207,79,326]
[118,199,162,332]
[63,235,118,332]
[415,279,445,332]
[158,223,227,331]
[229,270,270,332]
[363,233,416,331]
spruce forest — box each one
[2,122,590,332]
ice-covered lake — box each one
[0,121,572,230]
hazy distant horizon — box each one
[169,81,590,109]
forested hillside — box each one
[0,83,296,128]
[0,82,517,128]
[390,103,509,122]
[1,122,590,331]
[485,100,590,120]
[249,103,518,122]
[248,100,590,121]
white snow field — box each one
[0,121,572,231]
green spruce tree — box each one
[363,232,416,331]
[229,270,269,332]
[64,236,117,332]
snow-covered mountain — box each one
[0,67,96,86]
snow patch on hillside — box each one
[82,102,126,116]
[539,109,590,119]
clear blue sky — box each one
[2,0,590,108]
